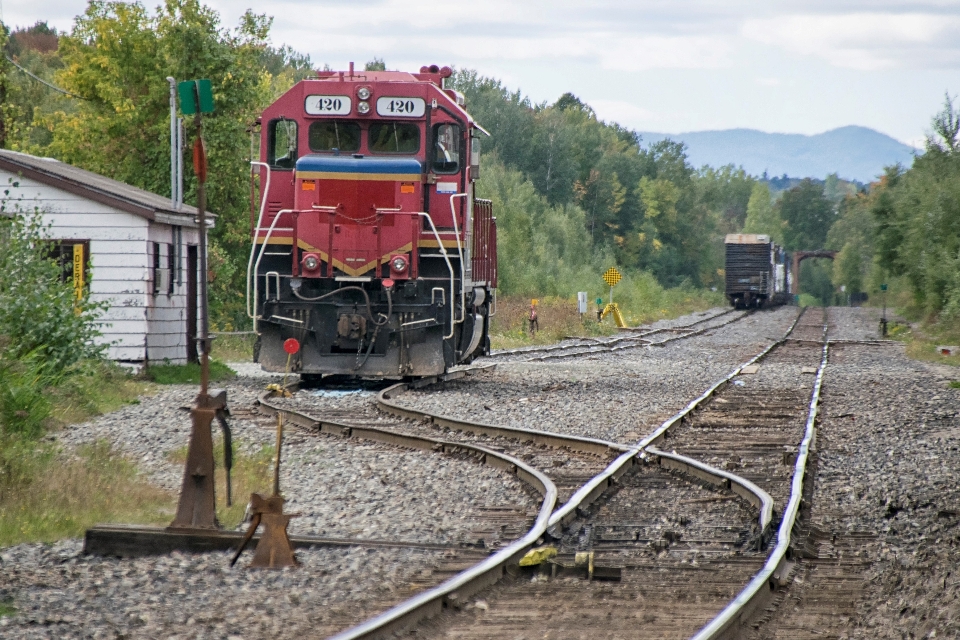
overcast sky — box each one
[6,0,960,147]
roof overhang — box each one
[0,153,212,228]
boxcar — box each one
[724,234,791,308]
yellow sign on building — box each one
[602,267,622,287]
[73,244,85,300]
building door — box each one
[186,245,199,364]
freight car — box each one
[724,234,791,308]
[247,64,496,379]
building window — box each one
[166,243,175,295]
[172,225,183,287]
[49,240,90,300]
[152,242,171,296]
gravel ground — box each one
[0,538,451,639]
[8,305,953,638]
[396,306,800,444]
[813,307,960,637]
[0,371,536,637]
[57,379,535,544]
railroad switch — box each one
[168,389,233,531]
[599,303,627,328]
[512,549,621,582]
[231,391,299,569]
[231,493,299,569]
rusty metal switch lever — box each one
[230,493,299,569]
[169,389,228,531]
[215,409,233,507]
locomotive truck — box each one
[247,64,496,379]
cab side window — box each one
[432,124,460,173]
[267,119,298,169]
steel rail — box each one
[496,312,750,362]
[488,308,743,359]
[378,386,773,536]
[320,310,807,638]
[302,307,805,638]
[645,447,774,539]
[691,311,830,640]
[548,308,807,533]
[256,389,558,640]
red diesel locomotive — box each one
[247,64,496,379]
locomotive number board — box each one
[305,95,352,115]
[376,97,426,117]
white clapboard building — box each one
[0,150,213,366]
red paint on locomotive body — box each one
[249,66,496,378]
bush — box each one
[0,353,52,439]
[0,206,107,437]
[0,206,106,372]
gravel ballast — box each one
[4,305,957,638]
[395,306,800,444]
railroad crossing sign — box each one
[602,267,622,287]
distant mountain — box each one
[637,126,918,183]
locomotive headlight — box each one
[357,101,370,114]
[390,255,408,272]
[302,253,320,272]
[357,86,371,100]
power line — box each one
[4,55,88,100]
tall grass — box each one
[0,440,174,546]
[490,288,724,349]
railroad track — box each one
[243,307,816,638]
[258,306,899,638]
[486,307,748,362]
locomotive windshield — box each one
[308,121,361,152]
[369,122,419,154]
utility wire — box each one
[4,55,88,100]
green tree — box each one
[742,182,784,243]
[364,57,385,71]
[35,0,281,327]
[777,179,834,250]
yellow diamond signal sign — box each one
[602,267,622,287]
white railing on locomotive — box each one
[247,161,272,324]
[249,202,459,340]
[249,204,294,335]
[416,211,458,340]
[449,192,469,325]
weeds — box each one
[489,290,722,349]
[0,439,174,546]
[146,360,236,385]
[0,598,15,618]
[211,333,256,362]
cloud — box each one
[742,12,960,70]
[588,99,658,128]
[264,0,736,72]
